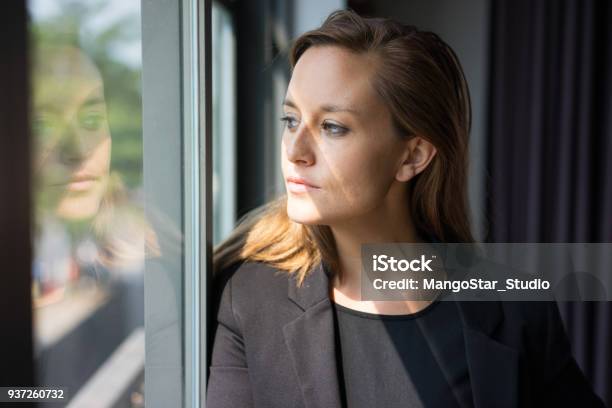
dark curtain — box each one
[487,0,612,405]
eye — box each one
[280,115,299,130]
[78,110,105,131]
[33,113,61,143]
[321,121,348,136]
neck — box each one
[329,186,422,299]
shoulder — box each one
[494,301,573,378]
[223,261,293,300]
[485,300,569,348]
[458,299,570,356]
[212,261,300,328]
[497,301,604,405]
[498,300,566,335]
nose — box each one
[57,122,88,165]
[284,123,315,166]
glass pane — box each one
[212,2,236,246]
[29,0,147,406]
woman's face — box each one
[281,45,412,226]
[33,47,112,221]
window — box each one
[212,2,236,245]
[29,0,147,405]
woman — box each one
[32,44,159,300]
[207,10,604,408]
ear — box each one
[395,136,437,182]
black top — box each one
[332,300,474,408]
[207,261,606,408]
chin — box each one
[286,199,324,225]
[56,191,103,220]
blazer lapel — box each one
[456,300,519,408]
[283,261,343,408]
[282,262,520,408]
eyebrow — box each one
[282,98,360,116]
[36,92,105,113]
[81,96,105,108]
[81,86,105,107]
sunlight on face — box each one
[281,46,409,226]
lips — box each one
[70,173,98,183]
[64,173,100,192]
[48,172,99,187]
[286,176,320,188]
[286,176,320,195]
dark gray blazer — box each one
[206,261,605,408]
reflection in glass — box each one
[33,46,111,223]
[29,1,155,406]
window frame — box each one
[142,0,212,406]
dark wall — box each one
[234,0,294,217]
[0,0,34,388]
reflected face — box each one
[33,47,111,220]
[281,46,408,225]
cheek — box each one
[321,145,396,211]
[282,135,400,224]
[280,141,288,173]
[95,135,112,169]
[79,135,112,174]
[302,145,396,223]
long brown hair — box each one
[214,9,474,286]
